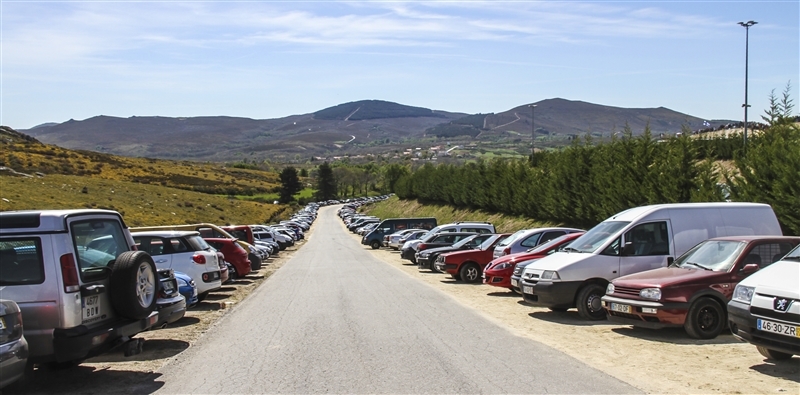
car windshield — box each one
[564,221,629,253]
[186,235,212,251]
[781,244,800,261]
[671,240,747,272]
[497,230,526,247]
[479,234,502,250]
[527,233,579,255]
[452,235,480,248]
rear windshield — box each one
[0,238,45,285]
[71,219,130,282]
[498,230,526,247]
[186,235,211,251]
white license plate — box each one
[82,295,105,322]
[511,279,518,287]
[610,303,632,314]
[757,319,799,338]
[523,286,533,294]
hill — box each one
[19,98,733,162]
[0,126,289,226]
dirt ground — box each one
[359,233,800,395]
[9,219,798,395]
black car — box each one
[151,269,186,330]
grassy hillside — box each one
[0,126,290,226]
[359,196,578,233]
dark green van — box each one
[361,218,437,249]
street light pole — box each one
[738,20,757,154]
[529,104,537,159]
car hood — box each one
[612,267,726,288]
[524,251,590,272]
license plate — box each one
[82,295,105,322]
[0,317,5,330]
[523,286,533,294]
[162,280,175,292]
[511,279,518,287]
[757,319,799,338]
[610,303,632,314]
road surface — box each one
[150,205,641,394]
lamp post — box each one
[529,104,537,159]
[738,20,756,154]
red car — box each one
[434,234,511,283]
[204,238,252,279]
[484,232,585,292]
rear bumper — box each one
[0,336,29,389]
[153,296,187,328]
[50,311,158,363]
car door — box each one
[619,221,672,277]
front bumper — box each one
[728,300,800,356]
[521,280,582,309]
[50,311,158,363]
[601,295,688,329]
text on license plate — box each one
[511,279,518,287]
[757,319,799,338]
[82,295,104,321]
[523,286,534,294]
[610,303,632,314]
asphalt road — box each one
[149,205,642,394]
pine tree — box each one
[278,167,302,203]
[315,162,338,200]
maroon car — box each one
[602,236,800,339]
[204,238,252,279]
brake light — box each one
[192,254,206,264]
[60,253,80,293]
[503,247,511,255]
[418,243,427,250]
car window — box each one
[499,230,526,247]
[71,219,130,281]
[749,242,798,268]
[540,231,566,245]
[623,221,670,256]
[0,238,45,285]
[186,235,211,252]
[519,233,542,248]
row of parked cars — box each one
[350,202,799,362]
[0,203,320,389]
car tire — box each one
[576,283,606,321]
[460,262,481,283]
[110,251,158,320]
[228,264,238,280]
[249,253,262,271]
[197,292,208,302]
[756,346,793,361]
[684,298,726,339]
[371,240,381,250]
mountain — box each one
[21,98,730,162]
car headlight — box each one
[176,277,188,287]
[541,270,560,280]
[494,262,512,271]
[606,283,615,294]
[639,288,661,301]
[732,285,755,304]
[419,252,429,258]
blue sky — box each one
[1,1,798,130]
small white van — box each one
[519,203,782,320]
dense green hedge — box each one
[394,124,800,235]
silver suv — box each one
[0,209,159,366]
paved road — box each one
[150,206,641,394]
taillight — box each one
[418,243,427,250]
[192,254,206,264]
[60,253,80,293]
[503,247,511,255]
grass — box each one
[359,196,568,233]
[237,187,316,203]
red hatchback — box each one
[204,238,252,279]
[484,232,585,292]
[434,234,511,283]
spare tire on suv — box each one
[110,251,159,320]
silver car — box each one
[0,299,28,389]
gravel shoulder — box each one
[355,229,799,395]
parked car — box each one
[204,238,252,279]
[131,231,223,302]
[384,229,417,249]
[411,232,480,265]
[220,225,264,270]
[434,233,511,282]
[492,227,584,259]
[0,299,28,389]
[520,202,782,320]
[392,229,427,250]
[361,217,437,249]
[728,244,800,360]
[174,271,198,308]
[417,233,495,272]
[0,209,159,366]
[151,269,186,330]
[487,232,585,292]
[401,222,496,263]
[602,236,800,339]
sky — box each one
[1,1,798,130]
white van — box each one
[519,203,782,320]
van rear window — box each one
[0,238,45,285]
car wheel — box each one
[228,265,238,280]
[249,253,262,271]
[576,284,606,321]
[684,298,726,339]
[549,307,568,312]
[410,255,417,265]
[459,262,481,283]
[197,292,208,302]
[110,251,158,320]
[756,346,793,361]
[371,241,381,249]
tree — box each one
[278,166,302,203]
[315,162,338,200]
[299,168,308,177]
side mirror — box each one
[740,263,759,275]
[621,242,635,256]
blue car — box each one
[174,271,199,308]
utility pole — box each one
[738,20,757,154]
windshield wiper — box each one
[686,262,712,271]
[562,247,581,253]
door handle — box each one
[155,259,168,264]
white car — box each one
[131,231,222,301]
